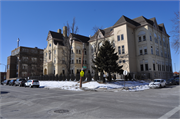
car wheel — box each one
[164,84,166,87]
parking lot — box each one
[1,84,179,119]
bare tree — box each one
[170,11,180,54]
[58,17,79,75]
[66,17,79,36]
[92,25,103,33]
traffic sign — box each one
[83,66,87,69]
[123,70,127,75]
[80,70,84,77]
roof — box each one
[54,40,64,46]
[71,33,90,43]
[49,31,64,39]
[48,31,65,46]
[89,27,114,42]
[114,15,140,27]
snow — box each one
[39,79,150,92]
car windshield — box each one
[154,80,160,82]
[33,80,38,82]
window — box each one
[85,60,87,64]
[119,60,121,63]
[161,50,163,57]
[153,64,155,71]
[49,44,51,47]
[144,47,147,54]
[54,58,56,63]
[145,64,148,71]
[139,48,143,55]
[62,70,65,74]
[71,70,74,74]
[165,51,167,58]
[151,46,153,54]
[118,46,121,55]
[91,46,93,53]
[156,47,159,56]
[155,38,158,44]
[16,64,18,69]
[143,35,146,41]
[139,37,141,42]
[84,49,86,55]
[76,49,78,54]
[160,40,162,45]
[71,59,74,64]
[123,60,125,63]
[117,35,120,41]
[79,50,81,54]
[49,50,51,60]
[150,36,152,41]
[140,64,144,71]
[71,49,74,54]
[76,59,78,64]
[79,58,81,64]
[163,38,166,47]
[121,34,124,40]
[122,45,124,54]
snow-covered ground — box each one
[39,80,150,92]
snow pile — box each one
[39,81,81,91]
[39,80,150,92]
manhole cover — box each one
[54,109,69,113]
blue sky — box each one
[0,1,179,72]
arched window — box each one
[49,50,51,60]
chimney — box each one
[57,29,61,33]
[63,26,67,37]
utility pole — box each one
[80,43,84,88]
[17,38,20,48]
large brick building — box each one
[6,46,43,79]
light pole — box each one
[80,43,84,88]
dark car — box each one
[174,76,179,85]
[14,78,26,87]
[2,80,10,85]
[9,80,16,86]
[166,78,176,85]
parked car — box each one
[166,78,176,85]
[149,79,166,88]
[174,76,179,85]
[8,80,16,86]
[14,78,26,87]
[2,80,10,85]
[25,79,39,88]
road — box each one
[0,85,179,119]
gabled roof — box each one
[114,15,140,27]
[47,31,65,46]
[89,26,114,42]
[71,33,90,43]
[49,31,64,39]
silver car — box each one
[25,79,39,88]
[149,79,166,88]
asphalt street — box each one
[0,85,179,119]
